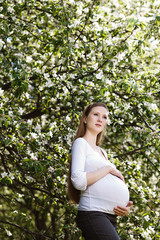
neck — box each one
[83,131,98,146]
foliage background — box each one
[0,0,160,239]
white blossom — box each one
[1,172,8,178]
[13,210,18,214]
[45,79,54,87]
[26,56,33,63]
[49,131,53,137]
[0,39,5,50]
[30,152,37,160]
[141,226,155,239]
[18,107,24,115]
[39,146,44,151]
[27,119,33,125]
[93,63,98,70]
[17,0,23,4]
[66,115,71,122]
[48,166,55,173]
[144,215,150,221]
[17,194,23,200]
[68,0,74,3]
[144,101,158,111]
[26,176,34,182]
[106,79,112,85]
[83,7,89,14]
[50,122,57,128]
[107,118,111,125]
[25,92,30,99]
[95,70,103,79]
[5,229,12,236]
[77,8,82,16]
[150,103,158,111]
[0,88,4,96]
[35,124,41,133]
[30,132,38,138]
[9,173,15,180]
[51,56,55,64]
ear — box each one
[83,117,87,124]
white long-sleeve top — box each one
[71,137,130,214]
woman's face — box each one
[84,106,109,134]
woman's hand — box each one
[114,201,133,216]
[109,167,125,182]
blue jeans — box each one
[76,211,120,240]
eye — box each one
[103,116,107,119]
[94,113,98,116]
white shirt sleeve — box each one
[71,138,87,191]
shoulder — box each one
[72,137,86,147]
[72,138,87,151]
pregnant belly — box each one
[89,173,130,207]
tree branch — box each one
[114,144,148,158]
[0,152,10,174]
[134,106,154,131]
[1,82,12,91]
[114,144,160,174]
[0,220,53,239]
[21,109,45,119]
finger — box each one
[114,207,126,214]
[114,207,129,216]
[114,210,128,216]
[114,209,127,216]
[114,173,125,182]
[116,205,126,211]
[118,173,125,182]
[119,175,125,182]
[126,201,133,207]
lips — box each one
[95,124,102,127]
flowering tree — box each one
[0,0,160,239]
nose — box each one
[98,116,102,122]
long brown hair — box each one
[68,102,109,204]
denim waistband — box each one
[77,210,117,220]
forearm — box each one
[86,166,111,186]
[86,166,124,186]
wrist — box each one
[105,165,112,174]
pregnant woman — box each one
[69,102,133,240]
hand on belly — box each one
[113,201,133,216]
